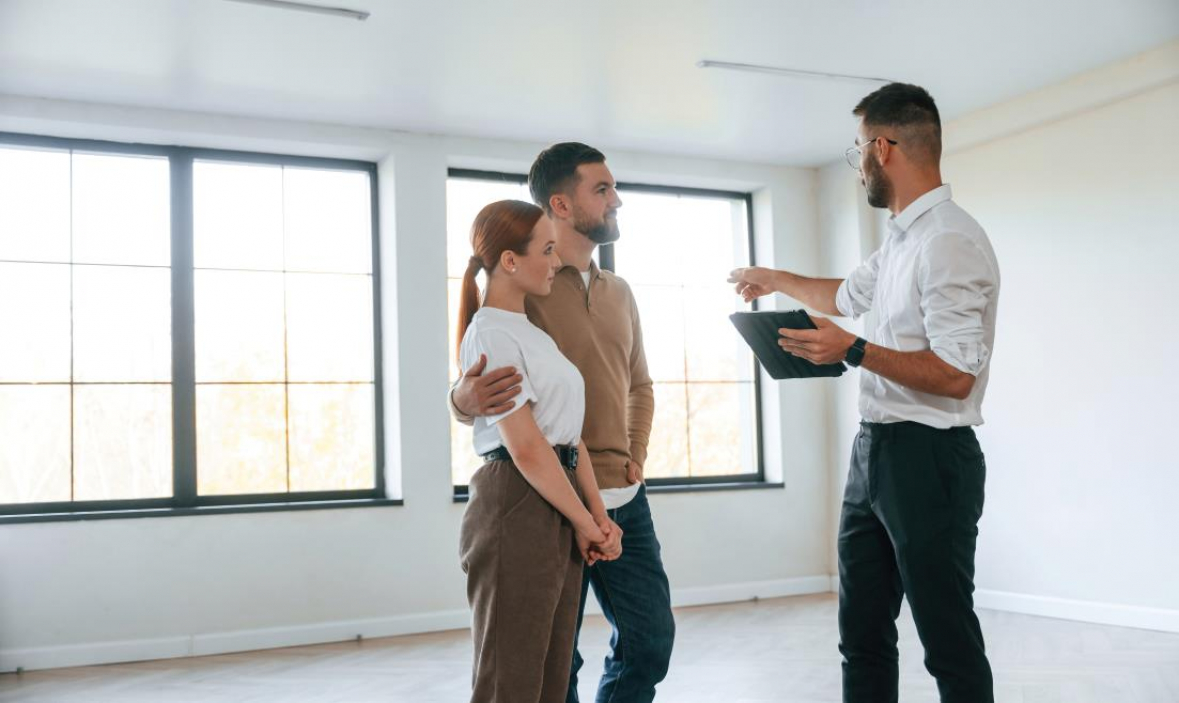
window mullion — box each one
[368,163,387,498]
[598,242,615,272]
[170,149,198,507]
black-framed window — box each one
[0,132,387,521]
[445,168,762,491]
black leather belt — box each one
[483,444,579,470]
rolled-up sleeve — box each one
[836,248,882,319]
[918,233,998,376]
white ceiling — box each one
[0,0,1176,166]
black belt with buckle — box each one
[483,444,579,470]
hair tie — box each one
[468,255,484,271]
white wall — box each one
[817,41,1179,632]
[949,78,1179,628]
[0,95,834,671]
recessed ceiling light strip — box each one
[697,60,890,84]
[224,0,370,21]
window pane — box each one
[445,178,531,278]
[673,197,745,283]
[0,386,71,504]
[687,383,750,477]
[614,189,756,482]
[194,161,284,270]
[73,265,172,382]
[283,168,372,273]
[632,284,686,382]
[0,262,71,382]
[614,192,745,286]
[644,383,689,480]
[197,384,287,495]
[737,381,758,472]
[74,384,172,500]
[610,192,682,286]
[684,285,755,382]
[288,384,374,492]
[447,278,461,382]
[72,153,170,266]
[286,273,374,382]
[0,145,70,262]
[445,177,532,485]
[448,277,483,383]
[2,137,383,509]
[450,416,482,487]
[195,270,285,383]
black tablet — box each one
[729,310,847,379]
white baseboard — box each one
[975,589,1179,634]
[189,609,474,657]
[0,577,834,674]
[0,635,194,673]
[584,574,833,615]
[668,575,833,610]
[829,576,1179,634]
[10,579,1172,674]
[0,609,472,674]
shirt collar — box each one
[558,260,601,282]
[888,184,953,234]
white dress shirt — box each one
[835,184,1000,428]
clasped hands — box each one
[578,513,623,566]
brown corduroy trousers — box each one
[459,460,584,703]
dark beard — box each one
[575,214,620,244]
[863,161,892,209]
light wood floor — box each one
[2,594,1177,702]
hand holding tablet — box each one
[729,310,847,379]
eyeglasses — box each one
[844,136,898,170]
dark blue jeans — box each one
[566,485,676,703]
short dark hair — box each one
[853,83,942,164]
[528,142,606,214]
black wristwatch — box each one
[845,337,868,367]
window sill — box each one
[646,481,785,495]
[452,481,784,503]
[0,498,403,525]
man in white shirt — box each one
[730,83,999,703]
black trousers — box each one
[838,421,994,703]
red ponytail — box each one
[455,200,544,364]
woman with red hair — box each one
[456,199,622,703]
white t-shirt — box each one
[460,307,585,456]
[580,270,642,511]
